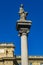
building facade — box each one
[0,43,43,65]
[0,43,16,65]
[16,56,43,65]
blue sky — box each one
[0,0,43,56]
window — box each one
[40,63,43,65]
[30,63,32,65]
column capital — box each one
[22,33,27,35]
[18,28,30,36]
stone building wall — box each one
[16,56,43,65]
[0,43,43,65]
[0,43,15,65]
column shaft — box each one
[21,33,28,65]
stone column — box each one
[21,33,28,65]
[16,4,32,65]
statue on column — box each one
[18,4,28,22]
